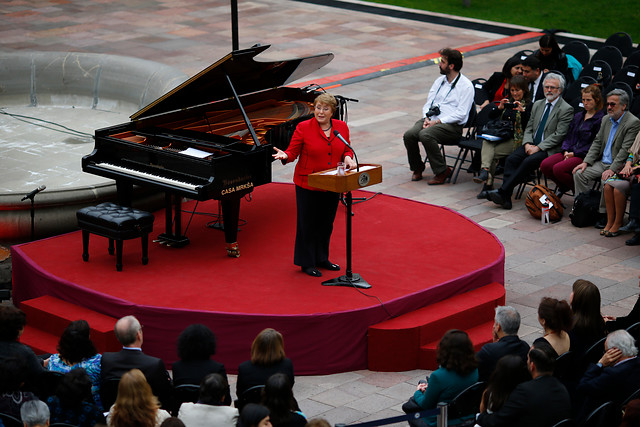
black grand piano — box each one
[82,45,346,256]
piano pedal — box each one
[226,242,240,258]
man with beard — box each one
[403,47,474,185]
[488,72,573,209]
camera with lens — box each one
[504,102,516,109]
[425,105,441,118]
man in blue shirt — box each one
[573,89,640,227]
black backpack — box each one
[570,190,601,227]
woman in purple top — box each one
[540,84,605,195]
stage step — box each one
[19,295,120,355]
[367,282,505,371]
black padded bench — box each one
[76,202,154,271]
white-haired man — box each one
[576,329,640,422]
[488,72,574,209]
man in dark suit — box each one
[476,306,530,381]
[575,329,640,422]
[488,72,574,209]
[522,56,545,103]
[476,341,571,427]
[100,315,172,409]
[573,89,640,227]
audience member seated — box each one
[569,279,606,357]
[237,404,271,427]
[304,419,331,427]
[172,324,230,405]
[261,373,306,427]
[476,340,571,427]
[20,400,49,427]
[476,306,530,382]
[521,56,545,103]
[46,368,105,427]
[533,34,570,82]
[0,305,44,390]
[572,89,640,229]
[236,329,294,402]
[534,297,572,357]
[575,330,640,423]
[402,330,478,426]
[107,369,170,427]
[177,373,237,427]
[601,129,640,237]
[487,73,573,210]
[101,315,172,409]
[0,357,36,419]
[604,274,640,330]
[45,320,103,409]
[159,417,186,427]
[479,355,530,415]
[540,84,605,196]
[475,76,532,199]
[480,55,524,108]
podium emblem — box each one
[358,172,370,187]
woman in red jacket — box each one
[273,93,356,277]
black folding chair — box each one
[0,413,23,427]
[605,32,634,57]
[591,45,624,76]
[447,381,486,426]
[471,77,488,106]
[624,50,640,68]
[451,104,494,183]
[171,383,200,416]
[580,60,613,87]
[611,65,639,93]
[582,401,617,427]
[563,40,591,68]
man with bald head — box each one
[100,315,172,409]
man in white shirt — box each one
[403,47,474,185]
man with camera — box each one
[403,48,474,184]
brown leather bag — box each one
[525,184,563,222]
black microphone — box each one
[333,130,359,171]
[21,185,46,201]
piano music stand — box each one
[308,164,382,289]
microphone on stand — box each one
[21,185,46,201]
[333,131,359,171]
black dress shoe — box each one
[626,233,640,246]
[477,190,489,200]
[473,169,489,184]
[488,189,511,209]
[318,260,340,271]
[620,218,640,233]
[302,267,322,277]
[594,217,607,229]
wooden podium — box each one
[308,164,382,289]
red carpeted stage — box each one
[12,183,504,374]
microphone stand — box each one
[26,195,37,240]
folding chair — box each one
[450,104,494,183]
[580,60,613,87]
[591,45,624,76]
[605,32,634,57]
[563,40,590,68]
[624,50,640,68]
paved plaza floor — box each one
[1,0,638,425]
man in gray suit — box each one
[573,89,640,227]
[488,72,574,209]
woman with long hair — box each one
[261,373,306,427]
[238,404,272,427]
[403,330,479,425]
[46,320,103,409]
[107,369,170,427]
[535,297,573,357]
[475,75,532,198]
[479,354,530,414]
[569,279,606,356]
[236,329,294,405]
[534,33,569,79]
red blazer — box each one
[283,118,354,190]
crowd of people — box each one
[404,36,640,246]
[0,306,330,427]
[401,279,640,426]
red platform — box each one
[11,183,504,374]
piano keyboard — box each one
[95,163,202,191]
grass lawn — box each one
[366,0,640,42]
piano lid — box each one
[131,44,334,120]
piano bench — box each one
[76,203,155,272]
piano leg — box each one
[156,193,190,247]
[221,197,241,257]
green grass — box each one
[366,0,640,42]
